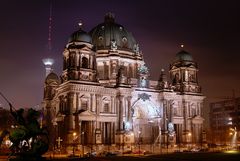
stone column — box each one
[162,99,168,144]
[117,95,124,131]
[127,96,132,122]
[134,63,138,78]
[75,53,79,67]
[96,94,101,115]
[90,93,93,111]
[109,60,112,78]
[70,92,75,131]
[162,100,168,131]
[168,100,171,121]
[111,96,114,113]
[75,93,80,132]
[92,94,96,112]
[90,55,93,69]
[75,93,79,112]
[67,92,75,144]
[115,95,124,145]
[182,100,188,143]
[79,120,82,144]
[183,101,187,131]
[103,61,106,79]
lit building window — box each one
[191,107,196,116]
[82,57,88,68]
[103,103,109,113]
[81,101,88,110]
[173,107,178,116]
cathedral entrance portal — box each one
[132,98,162,144]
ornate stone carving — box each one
[138,64,149,75]
[138,93,151,101]
[134,44,140,54]
[111,40,117,51]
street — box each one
[1,151,240,161]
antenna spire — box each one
[43,0,54,77]
[48,0,53,52]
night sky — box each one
[0,0,240,110]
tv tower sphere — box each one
[42,58,54,76]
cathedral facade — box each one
[42,13,205,150]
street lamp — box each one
[138,130,141,156]
[72,132,76,156]
[81,131,85,157]
[122,132,125,154]
[229,127,237,148]
[188,132,192,149]
[159,125,162,154]
[130,132,134,151]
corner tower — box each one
[169,46,205,145]
[169,47,201,94]
[61,25,97,83]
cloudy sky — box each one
[0,0,240,110]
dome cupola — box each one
[45,72,59,85]
[174,50,193,62]
[90,13,139,53]
[68,25,92,44]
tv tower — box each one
[43,0,54,77]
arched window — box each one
[70,53,75,67]
[81,100,88,111]
[103,103,109,113]
[173,73,180,83]
[129,65,133,78]
[60,96,67,113]
[191,106,196,116]
[173,107,178,116]
[102,97,110,113]
[82,57,88,68]
[59,100,64,113]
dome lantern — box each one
[104,12,115,23]
[68,22,92,44]
[174,50,193,62]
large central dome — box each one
[90,13,138,53]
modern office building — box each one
[209,97,240,145]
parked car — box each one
[132,150,144,154]
[123,150,132,154]
[105,151,119,156]
[84,151,97,157]
[191,148,201,152]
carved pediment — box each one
[79,110,94,116]
[191,115,204,124]
[78,110,96,120]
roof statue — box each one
[138,63,149,75]
[134,43,140,54]
[110,39,117,51]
